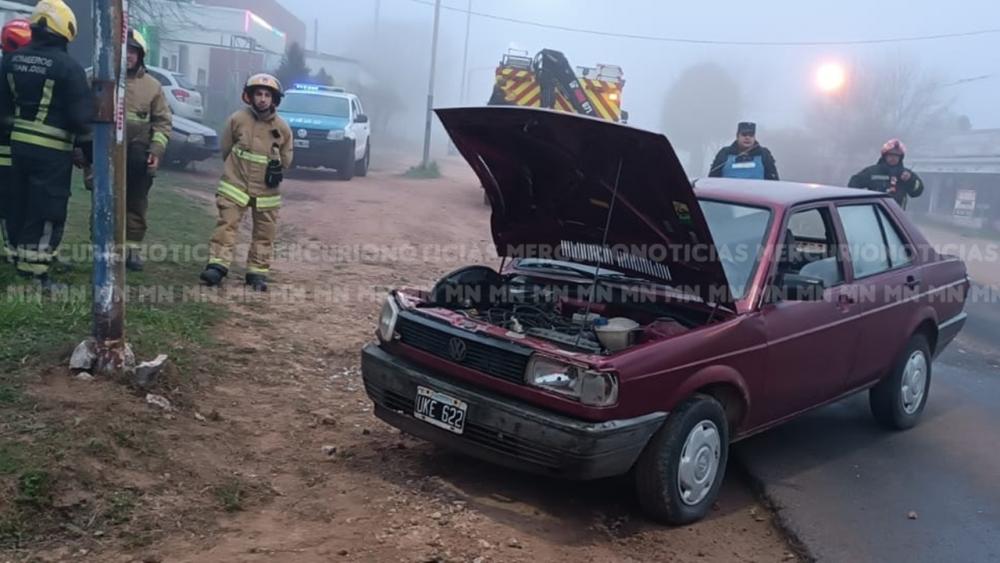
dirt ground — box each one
[11,156,800,563]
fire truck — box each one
[487,48,628,124]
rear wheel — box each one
[337,143,355,181]
[634,394,729,525]
[355,141,370,177]
[870,333,932,430]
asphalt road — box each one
[735,295,1000,562]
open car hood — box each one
[436,106,733,307]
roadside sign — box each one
[954,189,977,217]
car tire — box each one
[337,143,355,181]
[870,333,932,430]
[633,394,729,525]
[355,141,370,177]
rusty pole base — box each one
[73,337,135,381]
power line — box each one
[405,0,1000,46]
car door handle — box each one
[837,294,855,306]
[905,276,920,290]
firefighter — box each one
[708,122,780,180]
[122,28,172,271]
[199,73,293,292]
[848,139,924,209]
[0,18,32,266]
[0,0,93,288]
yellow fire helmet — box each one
[242,73,284,107]
[30,0,77,43]
[128,28,148,58]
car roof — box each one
[692,177,887,208]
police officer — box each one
[123,28,172,271]
[848,139,923,209]
[708,122,780,180]
[0,0,93,288]
[0,18,32,266]
[199,74,293,292]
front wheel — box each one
[870,333,932,430]
[633,394,729,525]
[337,143,355,181]
[355,141,370,177]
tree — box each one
[662,63,743,175]
[313,67,335,86]
[274,43,311,90]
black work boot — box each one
[245,272,268,292]
[125,248,144,272]
[199,264,228,287]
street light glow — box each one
[816,62,847,93]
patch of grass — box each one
[403,160,441,179]
[0,443,30,475]
[213,478,246,512]
[0,507,29,549]
[0,383,23,406]
[83,438,115,461]
[16,470,52,506]
[105,490,138,525]
[0,173,225,375]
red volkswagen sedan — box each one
[362,107,970,525]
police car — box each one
[279,84,371,180]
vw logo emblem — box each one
[448,337,467,362]
[297,129,308,138]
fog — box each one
[279,0,1000,175]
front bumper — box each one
[361,343,666,480]
[293,138,353,168]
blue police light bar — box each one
[290,83,346,93]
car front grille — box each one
[395,316,530,385]
[293,128,333,141]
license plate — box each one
[414,386,467,434]
[294,139,310,148]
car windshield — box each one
[281,94,350,118]
[512,200,770,301]
[172,73,197,90]
[698,200,771,299]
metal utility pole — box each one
[421,0,442,168]
[89,0,129,375]
[314,19,319,52]
[458,0,472,105]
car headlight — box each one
[186,134,204,144]
[525,356,619,406]
[327,129,345,141]
[377,294,400,342]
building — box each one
[910,129,1000,233]
[304,49,363,89]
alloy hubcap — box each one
[677,420,721,506]
[901,350,928,415]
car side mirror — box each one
[774,273,826,302]
[355,114,369,124]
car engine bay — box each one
[419,265,714,355]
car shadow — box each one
[731,387,953,483]
[286,167,345,182]
[343,438,764,545]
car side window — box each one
[837,205,891,278]
[876,206,912,268]
[148,70,171,87]
[779,207,844,288]
[352,99,362,120]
